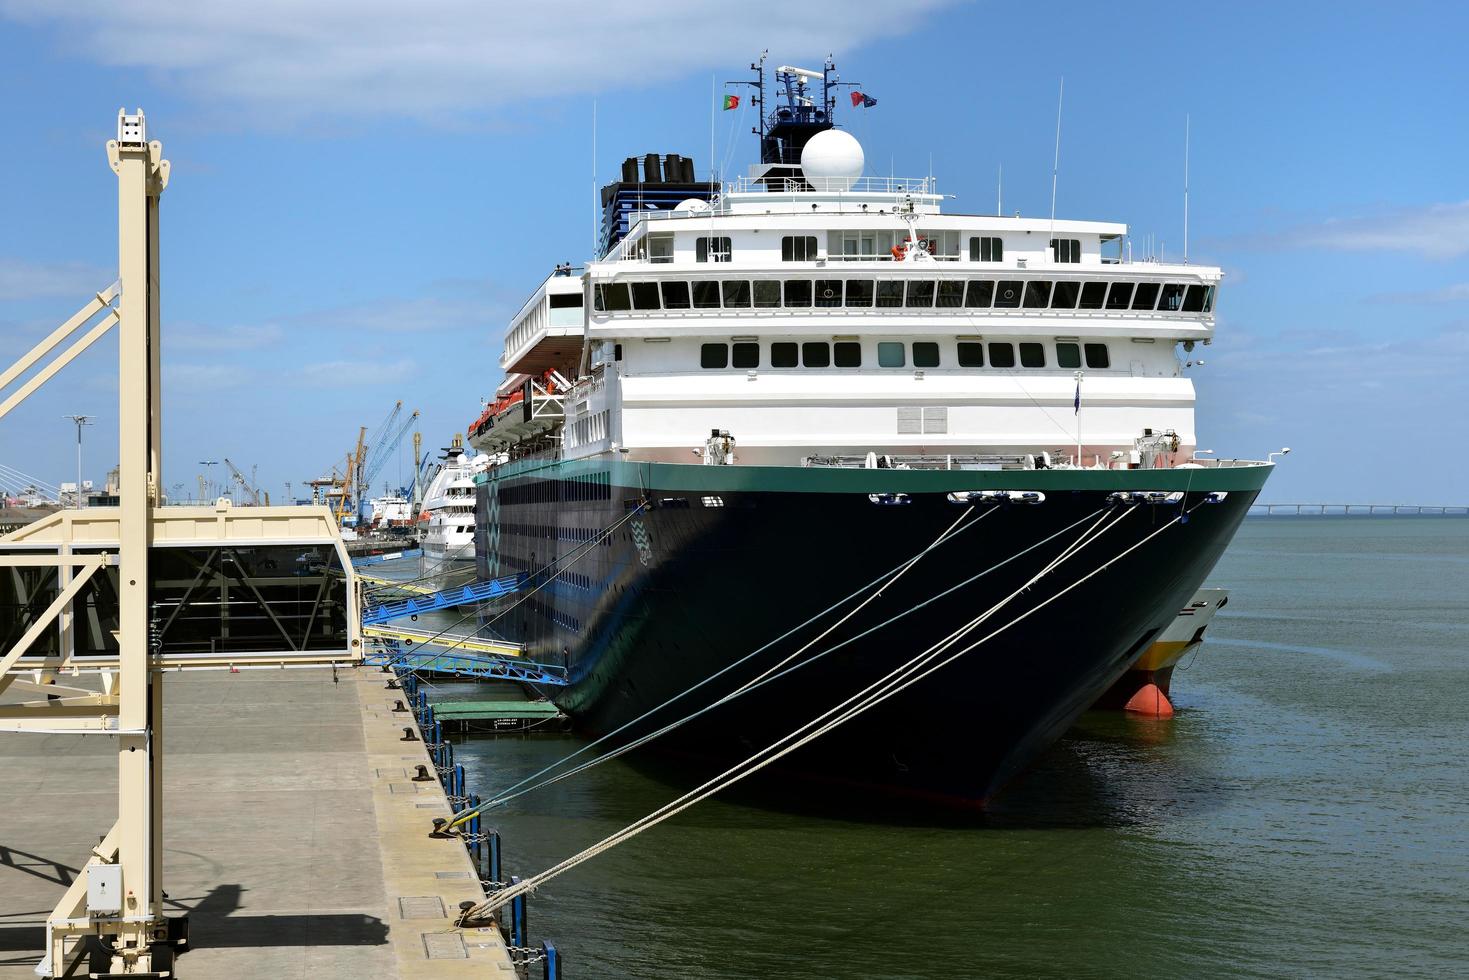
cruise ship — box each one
[418,438,478,565]
[467,60,1271,803]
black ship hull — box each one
[476,459,1267,804]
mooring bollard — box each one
[485,830,502,887]
[509,875,527,948]
[453,763,465,801]
[542,941,560,980]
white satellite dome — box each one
[674,198,711,214]
[801,129,864,191]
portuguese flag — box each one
[723,94,740,111]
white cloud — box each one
[1267,201,1469,259]
[297,358,419,387]
[0,257,111,300]
[0,1,952,125]
[165,362,252,390]
[170,322,284,351]
[1368,282,1469,304]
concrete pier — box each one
[0,667,515,977]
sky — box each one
[1,0,1466,505]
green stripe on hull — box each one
[479,456,1273,494]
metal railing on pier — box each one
[1250,503,1469,516]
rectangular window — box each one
[771,342,798,367]
[630,282,661,310]
[595,283,631,312]
[988,342,1016,368]
[1056,342,1081,369]
[1084,343,1110,368]
[834,341,862,367]
[876,281,904,308]
[1050,238,1081,263]
[1051,281,1080,309]
[700,343,728,369]
[660,281,691,310]
[1078,281,1108,310]
[802,342,831,367]
[970,236,1003,262]
[1182,284,1207,312]
[1158,283,1185,311]
[1019,342,1045,367]
[957,342,985,367]
[936,281,966,308]
[697,236,732,262]
[906,281,936,307]
[692,280,721,309]
[549,293,583,309]
[912,342,940,367]
[647,234,674,263]
[845,280,874,307]
[994,281,1023,308]
[1131,282,1161,310]
[1104,282,1135,310]
[722,280,751,308]
[752,280,781,308]
[784,280,812,307]
[1203,285,1215,312]
[732,342,760,368]
[1023,281,1053,308]
[965,280,995,308]
[815,280,843,308]
[878,341,906,367]
[782,235,818,261]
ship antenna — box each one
[590,98,597,259]
[997,162,1002,217]
[1183,113,1191,265]
[1048,77,1064,250]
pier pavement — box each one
[0,666,514,977]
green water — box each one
[435,518,1468,978]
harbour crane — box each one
[357,407,419,520]
[222,457,270,506]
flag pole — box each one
[1074,370,1083,467]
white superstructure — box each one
[418,444,477,564]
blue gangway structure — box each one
[351,547,422,566]
[362,572,527,625]
[365,642,568,686]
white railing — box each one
[723,175,938,195]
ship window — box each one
[906,281,936,307]
[1050,238,1081,263]
[630,282,661,310]
[957,342,985,367]
[994,281,1023,308]
[771,342,798,367]
[1105,282,1135,309]
[802,342,830,367]
[782,236,818,261]
[845,280,874,307]
[732,342,759,368]
[1019,342,1045,367]
[1078,281,1108,309]
[834,341,862,367]
[752,280,781,308]
[965,280,994,308]
[549,293,583,309]
[936,281,966,308]
[1203,285,1215,312]
[970,236,1003,262]
[815,280,843,307]
[913,342,941,367]
[1023,281,1052,308]
[878,341,906,367]
[722,280,751,308]
[660,281,691,309]
[988,342,1016,368]
[1132,282,1161,310]
[876,281,904,307]
[1084,343,1110,368]
[784,280,812,307]
[1182,284,1207,312]
[1056,342,1081,368]
[1158,283,1185,311]
[1051,281,1080,309]
[647,233,674,263]
[697,236,732,262]
[692,280,721,309]
[700,343,728,369]
[595,283,631,312]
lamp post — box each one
[62,415,94,507]
[1268,447,1292,464]
[198,460,218,500]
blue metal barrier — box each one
[352,547,422,566]
[362,573,526,625]
[543,941,561,979]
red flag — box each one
[850,92,878,108]
[850,91,864,108]
[723,94,740,111]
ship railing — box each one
[722,174,938,195]
[802,453,1039,471]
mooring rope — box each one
[445,503,991,830]
[451,503,1113,822]
[461,498,1200,920]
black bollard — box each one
[400,727,419,742]
[392,699,408,712]
[412,764,432,782]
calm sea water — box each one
[427,518,1468,978]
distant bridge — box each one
[1249,503,1469,516]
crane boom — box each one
[221,457,261,505]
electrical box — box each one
[87,864,123,914]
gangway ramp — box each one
[362,572,526,625]
[362,623,525,658]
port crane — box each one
[222,457,270,506]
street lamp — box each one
[198,460,219,500]
[62,415,94,508]
[1268,447,1292,464]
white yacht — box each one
[418,438,477,565]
